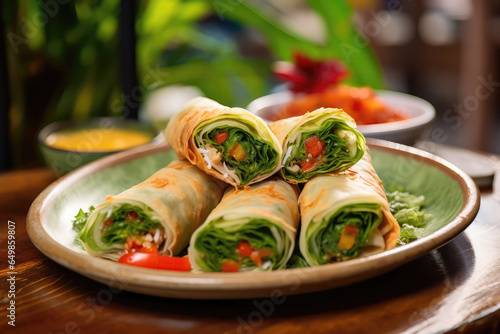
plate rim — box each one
[26,139,480,298]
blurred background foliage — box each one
[2,0,381,167]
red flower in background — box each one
[273,53,348,94]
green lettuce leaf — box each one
[387,187,425,214]
[72,206,95,249]
[286,254,310,269]
[194,218,290,272]
[79,204,162,248]
[394,208,432,228]
[387,185,433,245]
[306,203,382,265]
[397,224,426,245]
[200,126,280,185]
[284,118,364,181]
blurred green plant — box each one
[207,0,382,88]
[3,0,381,167]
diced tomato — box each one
[337,225,359,251]
[299,157,319,172]
[229,143,247,162]
[138,245,158,254]
[257,248,274,258]
[345,225,359,235]
[118,252,191,271]
[304,135,325,158]
[250,251,262,266]
[126,211,138,222]
[221,260,240,272]
[237,240,254,257]
[215,131,228,144]
[103,218,113,229]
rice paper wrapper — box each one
[189,177,300,271]
[81,160,226,260]
[164,97,282,186]
[299,148,400,266]
[269,108,365,184]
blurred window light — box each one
[426,0,472,20]
[374,11,414,45]
[419,11,457,45]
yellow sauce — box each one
[45,128,152,152]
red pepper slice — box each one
[299,156,319,172]
[345,225,359,235]
[103,218,114,229]
[257,248,274,258]
[250,251,262,266]
[215,131,228,144]
[304,135,325,158]
[221,260,240,272]
[237,240,254,257]
[118,253,191,271]
[125,211,138,222]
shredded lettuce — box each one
[398,224,426,244]
[98,204,162,246]
[198,126,279,185]
[306,203,382,265]
[78,204,162,250]
[194,218,290,272]
[387,185,433,246]
[283,118,364,181]
[72,206,95,233]
[286,254,310,269]
[72,206,95,249]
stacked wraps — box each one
[165,97,282,187]
[298,149,400,266]
[78,96,401,272]
[79,160,226,260]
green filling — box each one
[283,119,364,181]
[79,204,162,249]
[387,185,433,245]
[198,126,279,185]
[194,218,288,272]
[306,203,382,265]
[72,206,95,249]
[286,253,310,269]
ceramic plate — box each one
[27,139,479,299]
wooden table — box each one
[1,168,499,334]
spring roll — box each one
[270,108,365,184]
[79,160,226,260]
[165,97,282,187]
[188,178,300,272]
[299,149,400,266]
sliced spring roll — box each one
[299,149,400,266]
[79,160,226,260]
[269,108,365,184]
[188,178,300,272]
[165,97,282,187]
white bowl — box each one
[247,90,436,145]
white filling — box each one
[282,146,294,167]
[262,261,272,270]
[197,146,240,185]
[335,129,357,157]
